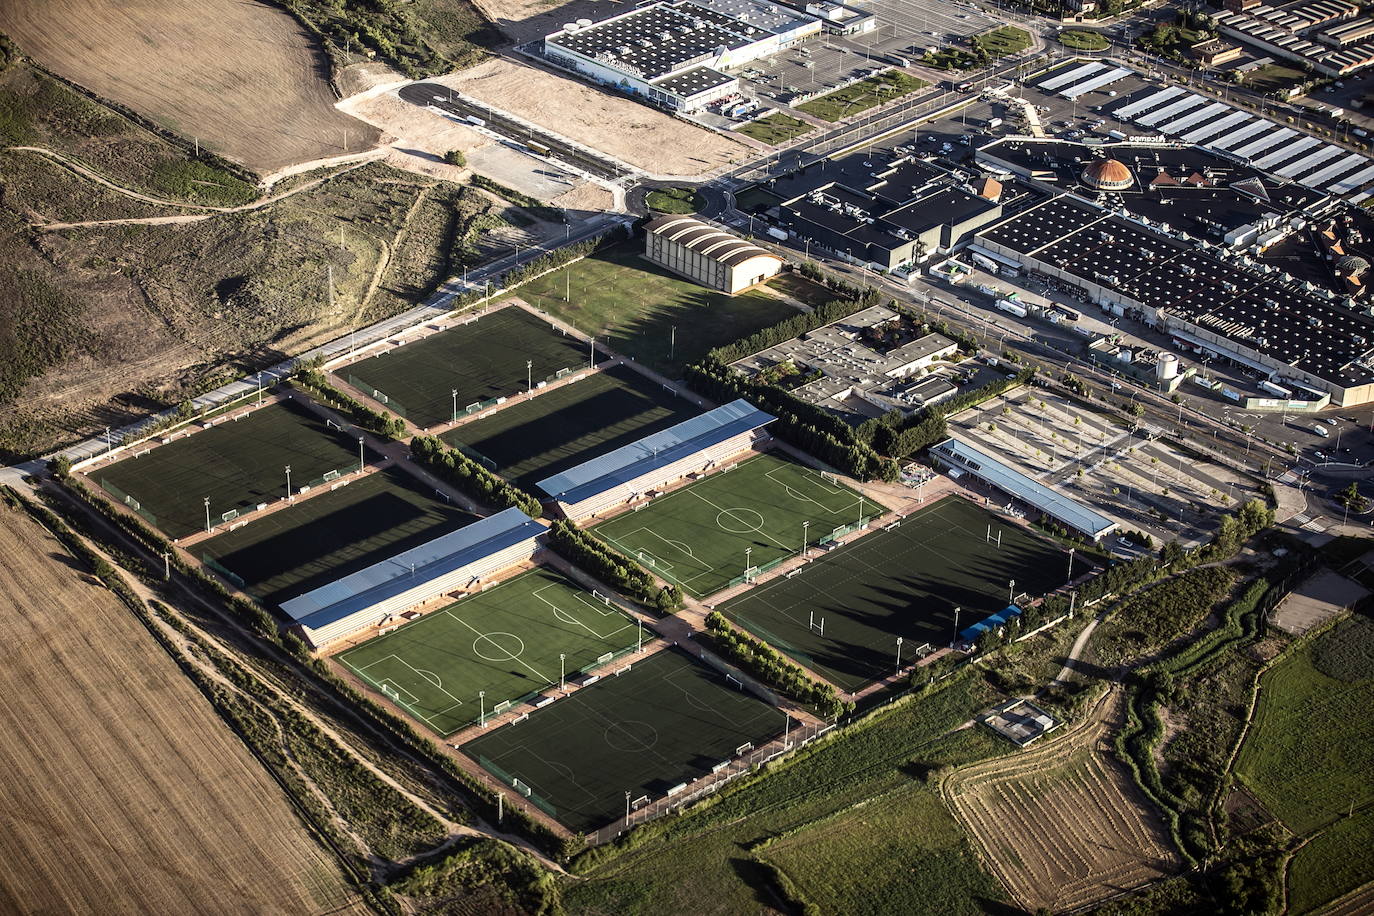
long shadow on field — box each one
[729,856,800,914]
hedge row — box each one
[295,369,408,440]
[410,436,542,517]
[547,520,683,614]
[707,288,883,364]
[704,612,852,720]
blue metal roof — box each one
[282,507,545,633]
[933,439,1118,540]
[960,604,1023,643]
[536,399,776,505]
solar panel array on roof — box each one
[1113,85,1186,121]
[1158,101,1231,136]
[536,399,775,505]
[1253,134,1320,169]
[1302,151,1365,188]
[1232,127,1297,160]
[1275,144,1343,178]
[1181,110,1251,144]
[1209,120,1272,151]
[1061,66,1132,99]
[1330,162,1374,194]
[1137,94,1206,127]
[1038,61,1106,91]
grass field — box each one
[0,500,360,913]
[94,398,367,539]
[592,453,870,599]
[796,71,929,122]
[464,647,785,832]
[0,0,379,173]
[645,187,703,214]
[200,466,477,607]
[339,568,643,735]
[1057,28,1109,51]
[972,26,1032,58]
[1244,63,1306,94]
[513,242,799,375]
[343,307,588,428]
[1234,618,1374,835]
[720,497,1084,691]
[736,113,813,146]
[1289,806,1374,914]
[441,365,700,490]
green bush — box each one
[410,435,542,517]
[546,520,681,613]
[443,149,467,168]
[293,369,408,440]
[704,612,852,719]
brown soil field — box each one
[0,501,363,914]
[0,0,380,174]
[434,58,751,176]
[943,689,1180,913]
[1319,881,1374,916]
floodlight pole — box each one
[896,636,904,675]
[452,388,458,423]
[358,436,365,474]
[590,337,597,370]
[498,792,504,823]
[745,546,752,576]
[858,495,865,525]
[163,551,170,581]
[1009,579,1016,606]
[560,653,566,691]
[625,790,631,827]
[801,520,809,557]
[951,606,961,648]
[670,326,676,362]
[480,690,486,727]
[204,497,210,535]
[1067,548,1075,586]
[257,372,263,405]
[637,616,643,653]
[286,465,293,504]
[527,359,533,396]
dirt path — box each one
[11,147,375,230]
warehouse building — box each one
[283,508,546,649]
[644,215,785,293]
[932,439,1119,542]
[543,0,820,111]
[538,399,776,520]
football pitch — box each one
[592,453,871,598]
[200,466,477,607]
[342,307,588,428]
[722,497,1090,691]
[338,568,643,736]
[464,647,785,832]
[440,365,700,490]
[95,398,366,539]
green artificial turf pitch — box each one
[440,364,701,490]
[342,307,588,428]
[591,452,870,598]
[721,496,1089,691]
[338,567,644,736]
[95,397,368,539]
[463,647,785,832]
[199,466,477,607]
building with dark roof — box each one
[537,399,776,519]
[543,0,819,111]
[644,215,784,293]
[970,194,1374,407]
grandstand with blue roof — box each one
[537,399,776,520]
[282,507,547,648]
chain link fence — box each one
[348,375,408,418]
[98,478,159,529]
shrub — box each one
[410,435,542,517]
[704,612,852,719]
[546,520,682,613]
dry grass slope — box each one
[0,501,363,914]
[943,689,1180,913]
[0,0,380,173]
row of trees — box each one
[410,436,543,518]
[704,612,851,720]
[546,520,683,614]
[293,368,408,440]
[707,288,882,364]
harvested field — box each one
[0,0,380,174]
[0,500,362,913]
[944,689,1180,913]
[433,58,751,175]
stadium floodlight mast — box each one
[451,388,458,423]
[479,690,486,728]
[745,546,753,576]
[560,653,567,691]
[358,437,365,474]
[527,359,533,396]
[204,497,211,535]
[1009,579,1016,606]
[895,636,904,675]
[625,790,632,828]
[1067,548,1075,585]
[285,465,293,504]
[636,615,643,653]
[800,520,809,557]
[951,606,961,648]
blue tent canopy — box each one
[960,604,1023,643]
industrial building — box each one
[732,304,960,418]
[542,0,820,111]
[644,215,784,293]
[773,155,1009,271]
[537,399,776,520]
[969,194,1374,407]
[283,508,546,649]
[931,439,1119,541]
[1211,2,1374,75]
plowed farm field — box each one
[943,689,1180,913]
[0,500,363,913]
[0,0,378,174]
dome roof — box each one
[1082,158,1133,190]
[1336,254,1369,276]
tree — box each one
[1337,481,1369,513]
[443,149,466,167]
